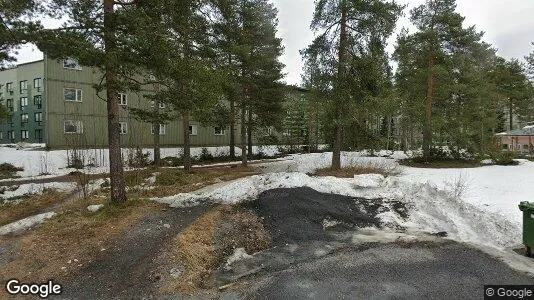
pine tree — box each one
[0,0,41,68]
[394,0,496,159]
[303,0,403,169]
[489,58,533,130]
[38,0,160,204]
[214,0,284,166]
[526,43,534,80]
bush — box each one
[163,156,182,167]
[198,147,214,162]
[0,163,23,172]
[67,151,84,169]
[491,150,519,166]
[411,146,474,163]
[128,147,151,167]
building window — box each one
[502,144,509,150]
[7,131,14,140]
[6,99,13,112]
[20,97,28,109]
[151,124,166,135]
[64,88,83,102]
[119,122,128,134]
[34,78,42,91]
[6,82,13,95]
[35,112,42,122]
[35,129,42,142]
[119,93,127,106]
[21,113,28,123]
[0,132,2,140]
[214,126,225,135]
[20,80,28,94]
[21,130,29,140]
[64,120,83,134]
[34,95,42,109]
[63,58,82,70]
[189,125,198,136]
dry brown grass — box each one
[0,164,259,295]
[158,206,270,295]
[130,166,258,198]
[315,162,402,178]
[0,196,163,288]
[0,189,71,226]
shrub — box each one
[491,150,519,166]
[0,163,23,172]
[198,147,214,162]
[128,147,151,167]
[66,150,85,169]
[163,156,182,167]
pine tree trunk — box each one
[153,97,161,167]
[247,107,253,159]
[153,121,160,166]
[332,0,348,170]
[509,99,513,131]
[228,55,236,160]
[240,104,248,166]
[230,97,236,159]
[423,53,435,161]
[183,111,191,172]
[104,0,126,205]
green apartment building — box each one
[0,56,319,149]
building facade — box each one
[1,56,318,149]
[496,122,534,155]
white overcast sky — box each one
[15,0,534,85]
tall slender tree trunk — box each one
[509,99,513,131]
[240,104,248,166]
[247,107,253,159]
[332,0,348,170]
[104,0,126,204]
[183,111,191,172]
[423,52,435,161]
[228,55,236,160]
[153,91,161,167]
[153,120,160,166]
[230,96,236,159]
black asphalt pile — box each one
[244,187,407,245]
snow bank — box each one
[401,160,534,224]
[0,212,56,235]
[152,172,521,250]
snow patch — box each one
[87,204,104,213]
[0,212,56,235]
[225,248,253,269]
[0,182,76,201]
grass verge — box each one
[0,164,259,292]
[0,189,71,226]
[157,206,271,295]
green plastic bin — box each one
[519,201,534,257]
